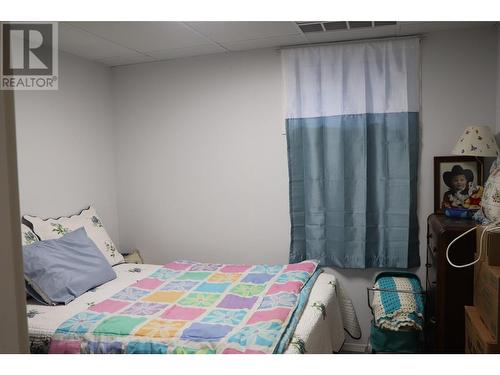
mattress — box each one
[26,263,357,354]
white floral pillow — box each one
[23,206,124,266]
[21,223,40,246]
[481,162,500,223]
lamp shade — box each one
[451,126,500,157]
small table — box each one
[123,249,143,264]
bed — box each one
[26,262,360,354]
[22,207,360,354]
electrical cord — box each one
[446,222,500,268]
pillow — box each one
[23,206,124,266]
[481,161,500,223]
[23,227,117,305]
[21,223,40,299]
[21,223,40,246]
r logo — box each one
[2,23,53,76]
[1,22,58,90]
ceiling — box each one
[58,21,494,67]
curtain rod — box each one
[279,34,424,51]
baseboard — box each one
[341,342,368,353]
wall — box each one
[112,26,499,349]
[0,87,29,353]
[418,25,496,292]
[14,52,120,244]
[112,49,290,261]
[497,24,500,137]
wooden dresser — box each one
[426,214,476,353]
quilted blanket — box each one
[49,260,319,354]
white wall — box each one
[14,52,120,244]
[420,26,498,265]
[497,24,500,137]
[12,25,497,349]
[112,26,499,348]
[419,25,497,251]
[112,49,290,260]
[0,88,28,353]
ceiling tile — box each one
[59,23,138,60]
[57,21,497,67]
[222,33,308,51]
[397,22,434,35]
[185,22,302,43]
[96,52,155,67]
[146,44,226,60]
[69,22,211,53]
[398,21,495,35]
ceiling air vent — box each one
[296,21,397,33]
[323,22,349,31]
[297,22,324,33]
[374,21,397,27]
[348,21,372,29]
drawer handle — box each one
[425,263,432,268]
[429,316,437,324]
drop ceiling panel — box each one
[59,23,138,60]
[96,52,156,66]
[55,21,497,67]
[398,21,494,35]
[69,22,212,53]
[146,44,226,60]
[222,33,308,51]
[185,22,302,43]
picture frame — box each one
[433,156,484,214]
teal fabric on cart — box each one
[370,323,423,353]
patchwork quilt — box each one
[49,260,319,354]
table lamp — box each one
[452,125,500,177]
[452,126,499,157]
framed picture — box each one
[434,156,484,213]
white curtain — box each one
[282,38,420,119]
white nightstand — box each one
[123,249,143,264]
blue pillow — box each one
[23,227,117,305]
